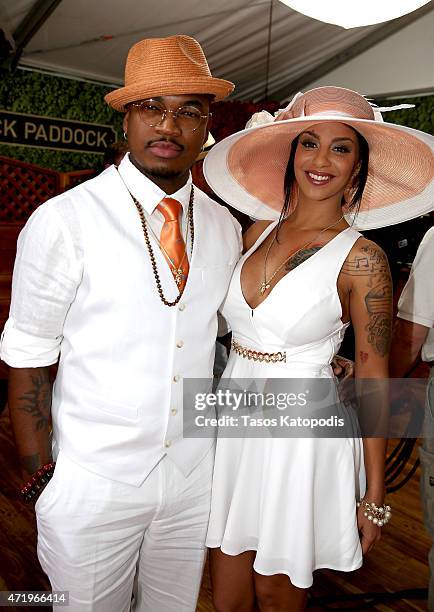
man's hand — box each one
[332,355,355,406]
[332,354,354,380]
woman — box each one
[203,87,434,611]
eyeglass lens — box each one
[136,100,205,131]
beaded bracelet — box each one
[357,500,392,526]
[20,462,56,504]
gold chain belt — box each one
[231,339,287,363]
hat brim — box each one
[105,76,234,111]
[203,116,434,230]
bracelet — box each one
[20,462,56,504]
[357,500,392,526]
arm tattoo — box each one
[285,246,321,272]
[360,351,369,364]
[365,279,392,356]
[21,453,43,475]
[18,371,51,432]
[342,244,392,357]
[341,244,387,276]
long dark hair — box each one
[276,129,370,239]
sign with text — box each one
[0,110,117,154]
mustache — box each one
[146,138,184,150]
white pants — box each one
[35,449,213,611]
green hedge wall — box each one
[0,67,433,173]
[0,68,123,172]
[378,95,434,134]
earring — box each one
[123,131,128,141]
[351,163,361,184]
[344,181,357,206]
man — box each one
[389,225,434,612]
[0,35,241,611]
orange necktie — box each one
[157,197,189,292]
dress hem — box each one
[206,541,363,589]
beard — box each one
[146,166,183,180]
[129,154,184,182]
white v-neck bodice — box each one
[220,223,361,377]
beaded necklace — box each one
[117,169,194,307]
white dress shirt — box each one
[398,225,434,362]
[117,154,193,256]
[1,154,242,485]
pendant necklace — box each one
[144,215,189,288]
[260,215,345,295]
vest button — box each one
[176,340,184,348]
[173,374,180,382]
[165,440,171,448]
[171,408,178,416]
[179,303,186,311]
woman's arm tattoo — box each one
[342,244,392,357]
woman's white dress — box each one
[206,222,366,589]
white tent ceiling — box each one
[306,9,434,98]
[0,0,433,102]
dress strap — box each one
[328,227,363,283]
[243,221,278,259]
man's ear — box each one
[123,111,130,135]
[195,132,215,161]
[203,113,212,147]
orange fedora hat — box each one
[105,35,234,111]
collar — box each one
[117,154,192,215]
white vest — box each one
[51,167,241,485]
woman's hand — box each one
[357,502,382,554]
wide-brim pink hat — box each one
[203,86,434,230]
[105,35,234,111]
